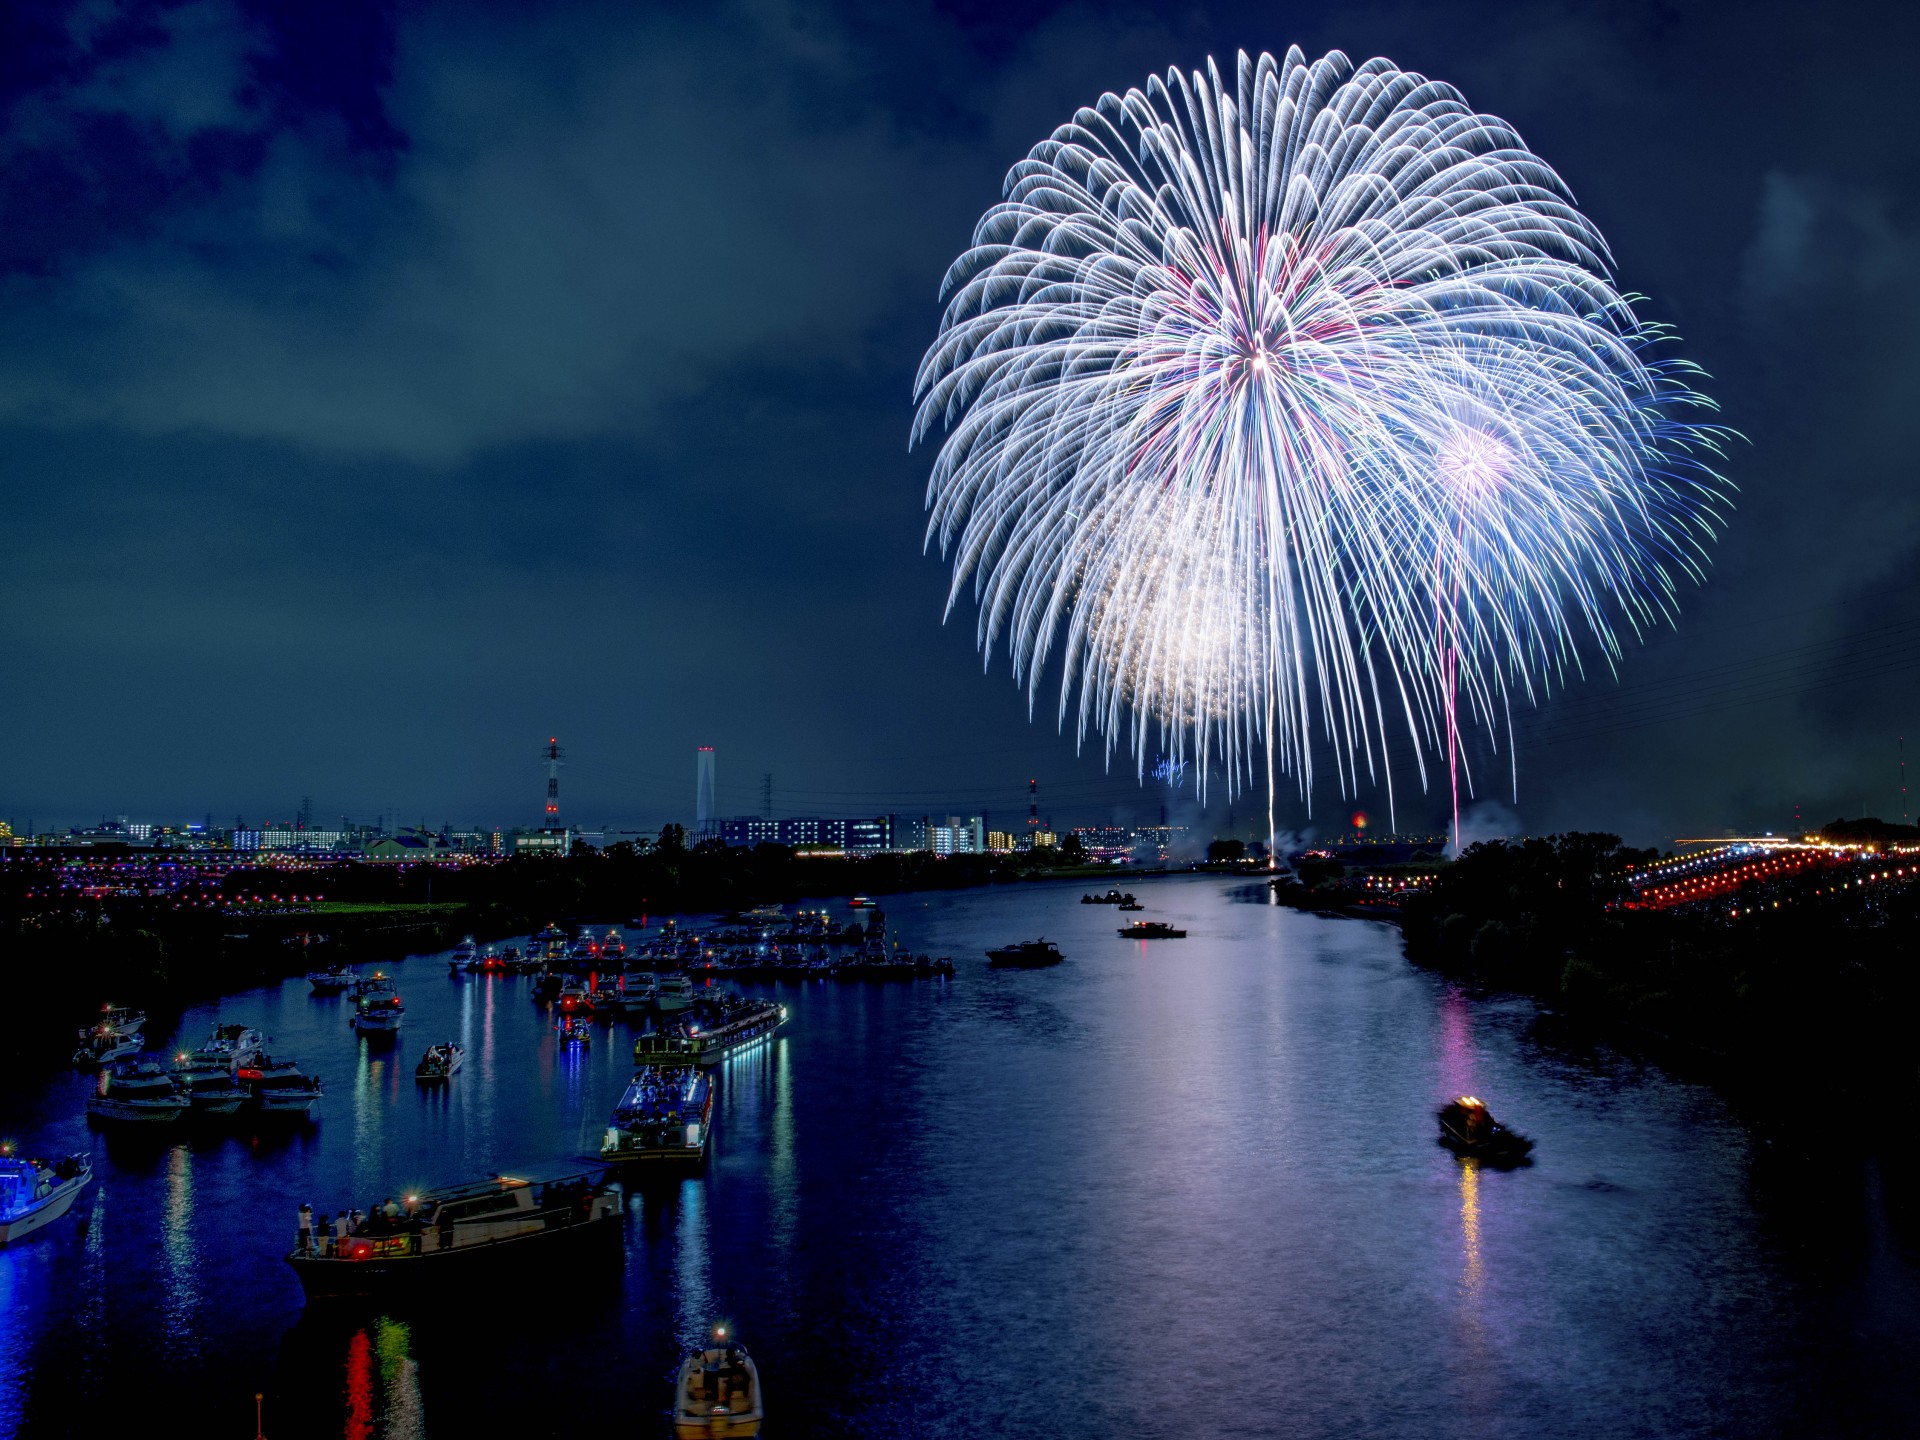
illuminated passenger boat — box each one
[0,1147,92,1244]
[602,1065,714,1166]
[633,998,785,1068]
[285,1168,624,1301]
[1436,1096,1534,1160]
[88,1055,188,1124]
[674,1325,763,1438]
[1117,921,1186,939]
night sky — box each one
[3,0,1916,846]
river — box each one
[2,877,1916,1438]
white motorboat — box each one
[673,1325,763,1437]
[181,1023,266,1069]
[244,1055,323,1115]
[448,936,479,970]
[88,1056,189,1124]
[95,1004,147,1039]
[307,965,354,994]
[72,1027,142,1070]
[0,1148,93,1244]
[415,1042,464,1082]
[654,974,696,1013]
[555,980,593,1013]
[352,993,405,1032]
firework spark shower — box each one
[913,46,1731,848]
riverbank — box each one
[1274,833,1920,1099]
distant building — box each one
[931,816,985,855]
[986,830,1016,853]
[233,829,350,853]
[509,829,570,857]
[365,832,458,861]
[846,816,893,854]
[696,747,716,838]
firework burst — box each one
[912,47,1730,845]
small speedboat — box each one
[352,994,405,1032]
[674,1324,763,1437]
[0,1147,93,1244]
[449,936,479,969]
[307,965,354,994]
[556,1017,591,1049]
[1117,900,1145,911]
[987,939,1064,968]
[94,1004,147,1038]
[1437,1096,1534,1161]
[415,1042,465,1082]
[1118,921,1186,939]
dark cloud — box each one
[3,0,1919,843]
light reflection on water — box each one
[0,888,1914,1438]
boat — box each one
[1118,921,1186,939]
[87,1055,189,1124]
[557,1016,592,1048]
[847,896,874,909]
[654,974,696,1013]
[449,936,479,969]
[1080,890,1135,906]
[986,940,1064,968]
[1117,900,1145,911]
[1436,1096,1535,1161]
[352,972,397,1002]
[634,997,786,1068]
[181,1023,266,1069]
[94,1004,147,1038]
[414,1042,464,1082]
[674,1324,763,1438]
[307,965,355,994]
[555,980,593,1013]
[476,945,505,971]
[243,1055,324,1115]
[285,1168,625,1301]
[602,972,656,1017]
[601,1064,714,1165]
[601,929,626,959]
[0,1147,93,1244]
[72,1026,142,1070]
[352,993,405,1032]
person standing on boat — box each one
[297,1203,313,1254]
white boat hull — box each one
[258,1092,321,1114]
[353,1013,403,1031]
[0,1173,90,1244]
[189,1090,249,1115]
[88,1096,188,1124]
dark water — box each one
[3,878,1918,1438]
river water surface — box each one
[2,878,1917,1438]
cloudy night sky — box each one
[2,0,1916,846]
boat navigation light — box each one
[1458,1096,1484,1109]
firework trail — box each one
[912,47,1730,850]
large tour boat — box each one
[286,1168,625,1301]
[674,1324,763,1438]
[0,1148,92,1245]
[88,1055,189,1124]
[633,997,786,1068]
[987,939,1064,969]
[602,1065,714,1166]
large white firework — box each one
[913,47,1729,840]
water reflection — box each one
[675,1179,714,1350]
[162,1144,200,1361]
